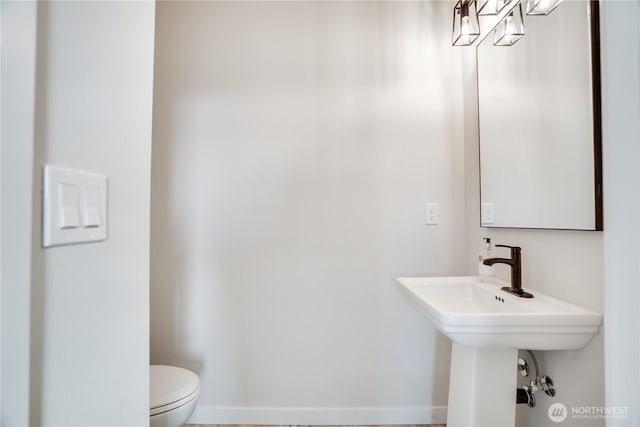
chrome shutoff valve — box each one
[540,375,556,397]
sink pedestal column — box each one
[446,343,518,427]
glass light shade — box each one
[477,0,508,16]
[452,0,480,46]
[493,3,525,46]
[526,0,563,15]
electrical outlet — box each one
[481,202,495,225]
[425,203,439,225]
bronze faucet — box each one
[483,245,534,298]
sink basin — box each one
[397,276,601,350]
[397,276,602,427]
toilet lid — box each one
[150,365,200,410]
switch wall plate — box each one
[425,203,439,225]
[43,165,108,247]
[481,202,495,225]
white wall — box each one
[151,1,464,424]
[600,1,640,426]
[462,11,605,427]
[1,2,38,424]
[1,1,155,425]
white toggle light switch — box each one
[43,165,108,247]
[58,183,81,229]
[83,187,102,228]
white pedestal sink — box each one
[397,276,601,427]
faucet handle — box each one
[495,244,521,257]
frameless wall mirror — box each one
[478,0,602,230]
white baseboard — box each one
[188,405,447,425]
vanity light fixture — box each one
[525,0,563,15]
[493,3,525,46]
[477,0,508,16]
[452,0,480,46]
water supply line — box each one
[527,349,539,377]
[516,350,556,408]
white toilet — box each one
[150,365,200,427]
